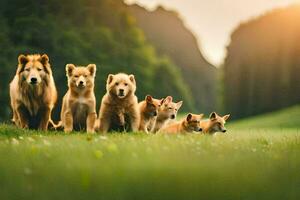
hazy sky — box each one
[125,0,299,66]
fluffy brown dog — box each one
[151,96,183,133]
[9,54,57,130]
[58,64,97,133]
[97,73,140,133]
[138,95,163,133]
[159,113,204,134]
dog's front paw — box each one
[64,128,72,133]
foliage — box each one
[0,0,193,121]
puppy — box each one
[151,96,183,133]
[9,54,57,130]
[138,95,163,133]
[159,113,204,134]
[97,73,140,133]
[200,112,230,134]
[59,64,97,133]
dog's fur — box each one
[9,54,57,130]
[97,73,140,133]
[138,95,163,133]
[159,113,204,134]
[200,112,230,134]
[151,96,183,133]
[58,64,97,133]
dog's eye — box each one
[25,68,30,71]
[74,75,79,78]
[37,68,42,71]
[168,107,172,110]
[124,83,128,86]
[84,75,87,78]
[115,82,119,86]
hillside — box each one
[128,5,217,113]
[224,5,300,119]
[230,105,300,129]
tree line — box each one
[224,5,300,119]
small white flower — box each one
[43,140,51,146]
[11,138,19,145]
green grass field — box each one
[0,106,299,200]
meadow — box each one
[0,106,299,200]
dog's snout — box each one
[119,89,124,93]
[171,114,175,119]
[222,130,227,133]
[30,77,37,84]
[79,81,84,85]
[199,128,203,132]
[153,111,157,116]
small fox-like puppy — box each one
[138,95,163,133]
[59,64,97,133]
[97,73,140,133]
[159,113,204,134]
[9,54,57,130]
[151,96,183,133]
[200,112,230,134]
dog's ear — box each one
[66,64,75,77]
[199,114,204,119]
[164,96,173,104]
[17,54,28,74]
[40,54,52,74]
[176,101,183,109]
[186,113,193,122]
[40,54,49,66]
[107,74,114,84]
[87,64,96,77]
[210,112,217,120]
[145,95,153,103]
[223,114,230,121]
[129,74,135,84]
[159,98,165,105]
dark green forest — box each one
[0,0,196,121]
[224,5,300,119]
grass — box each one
[228,105,300,129]
[0,106,299,200]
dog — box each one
[97,73,140,133]
[57,64,97,133]
[200,112,230,134]
[151,96,183,133]
[9,54,57,130]
[138,95,163,133]
[159,113,204,134]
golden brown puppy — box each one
[138,95,163,133]
[59,64,97,133]
[151,96,183,133]
[9,54,57,130]
[200,112,230,134]
[159,113,204,134]
[97,73,140,133]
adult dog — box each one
[9,54,57,130]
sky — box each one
[125,0,299,66]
